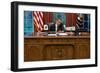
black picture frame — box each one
[11,1,98,72]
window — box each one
[24,11,34,36]
[83,14,90,31]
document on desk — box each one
[57,33,68,36]
[48,34,57,36]
[48,33,68,36]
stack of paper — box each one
[48,34,57,36]
[57,33,68,36]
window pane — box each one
[53,12,66,25]
[84,14,88,21]
[84,21,88,31]
[24,11,32,19]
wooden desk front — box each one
[24,36,90,62]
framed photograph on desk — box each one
[11,1,97,71]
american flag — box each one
[33,11,43,32]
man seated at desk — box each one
[49,19,65,32]
[35,19,65,36]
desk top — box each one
[24,36,90,39]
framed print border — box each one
[11,1,98,72]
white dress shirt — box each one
[55,24,57,32]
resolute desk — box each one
[24,36,90,62]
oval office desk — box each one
[24,35,90,62]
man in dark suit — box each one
[49,19,64,32]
